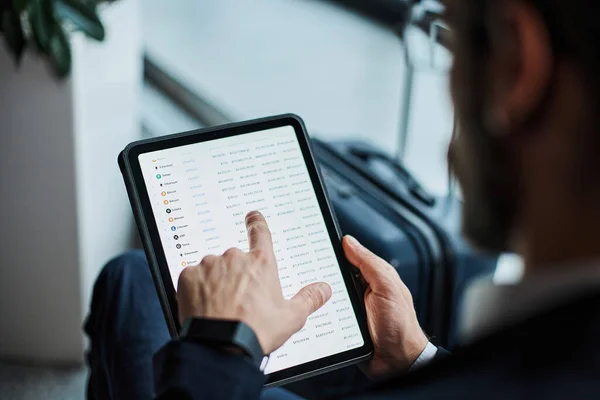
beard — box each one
[449,120,519,254]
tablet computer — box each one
[118,114,373,386]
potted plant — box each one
[0,0,117,77]
[0,0,142,365]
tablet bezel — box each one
[119,114,373,386]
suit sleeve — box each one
[434,346,451,360]
[153,340,266,400]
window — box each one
[142,0,453,195]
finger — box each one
[200,254,219,266]
[342,235,397,292]
[289,282,332,326]
[245,211,274,255]
[176,266,202,323]
[177,265,198,292]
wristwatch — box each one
[179,318,266,369]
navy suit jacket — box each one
[153,291,600,399]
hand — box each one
[177,211,332,354]
[343,235,428,378]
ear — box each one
[487,0,553,131]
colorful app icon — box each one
[181,261,187,267]
[171,226,177,231]
[163,200,169,205]
[161,191,167,196]
[166,208,172,214]
[168,217,174,222]
[156,174,162,179]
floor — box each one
[0,362,86,400]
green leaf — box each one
[2,8,26,63]
[12,0,29,13]
[48,22,71,77]
[55,0,105,41]
[29,0,53,52]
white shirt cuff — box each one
[408,342,438,371]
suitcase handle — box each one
[349,147,436,207]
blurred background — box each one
[0,0,520,398]
[142,0,453,193]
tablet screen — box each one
[138,125,364,373]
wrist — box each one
[402,330,430,367]
[384,330,429,374]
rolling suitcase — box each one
[313,138,499,349]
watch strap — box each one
[180,318,266,369]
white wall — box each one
[0,0,142,365]
[72,0,143,340]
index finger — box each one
[245,211,274,254]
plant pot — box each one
[0,0,142,365]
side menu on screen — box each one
[138,126,363,373]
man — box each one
[86,0,600,398]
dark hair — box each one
[457,0,600,100]
[531,1,600,182]
[455,0,600,181]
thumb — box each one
[289,282,332,327]
[343,235,396,292]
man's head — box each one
[446,0,600,265]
